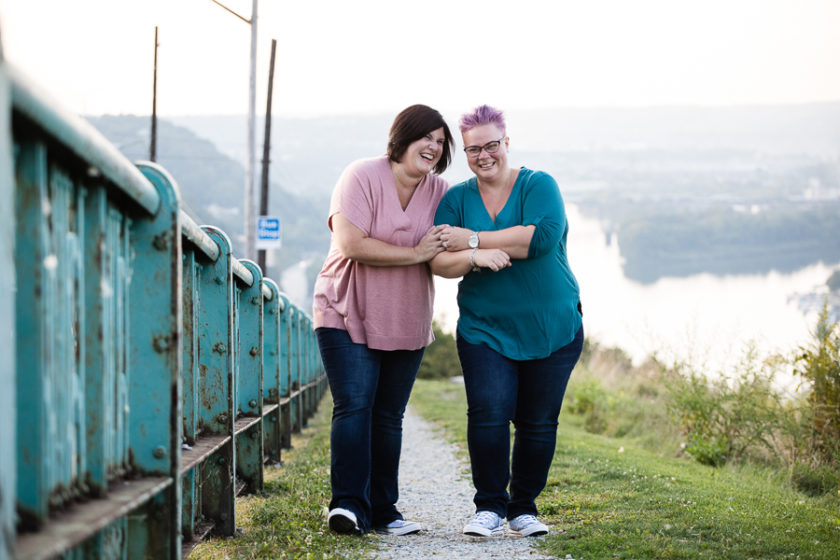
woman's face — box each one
[462,123,509,182]
[401,127,446,177]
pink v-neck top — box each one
[313,155,449,351]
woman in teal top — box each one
[431,105,584,538]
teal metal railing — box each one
[0,58,326,560]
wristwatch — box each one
[468,231,480,249]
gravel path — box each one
[369,406,562,560]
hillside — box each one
[88,115,331,295]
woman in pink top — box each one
[313,105,453,536]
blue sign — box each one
[256,216,282,249]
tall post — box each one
[209,0,258,257]
[245,0,258,259]
[258,38,277,273]
[150,26,158,162]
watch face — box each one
[469,233,479,248]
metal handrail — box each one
[181,211,220,261]
[8,63,161,215]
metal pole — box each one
[245,0,258,259]
[150,26,158,162]
[258,38,277,273]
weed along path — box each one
[370,406,558,560]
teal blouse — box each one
[434,168,582,360]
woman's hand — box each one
[474,248,511,271]
[413,224,447,262]
[333,214,445,266]
[440,226,473,251]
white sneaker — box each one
[328,508,361,535]
[509,514,549,536]
[463,511,506,536]
[376,518,421,535]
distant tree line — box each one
[616,205,840,283]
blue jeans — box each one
[316,327,424,533]
[457,325,584,520]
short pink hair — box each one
[459,104,506,134]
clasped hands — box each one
[422,225,511,271]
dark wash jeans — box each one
[457,325,584,520]
[316,327,424,533]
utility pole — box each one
[246,0,258,260]
[210,0,258,259]
[150,26,158,162]
[258,38,277,273]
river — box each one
[433,204,837,377]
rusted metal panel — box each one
[11,95,181,557]
[291,308,304,433]
[287,307,298,433]
[84,187,133,495]
[234,260,264,494]
[277,292,293,449]
[261,279,282,463]
[304,315,316,422]
[180,249,201,546]
[15,140,67,525]
[195,226,236,537]
[180,469,198,545]
[181,251,200,448]
[235,260,263,422]
[131,162,183,559]
[1,57,17,560]
[4,60,327,559]
[130,163,182,479]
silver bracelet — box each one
[469,248,480,272]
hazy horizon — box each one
[2,0,838,117]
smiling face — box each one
[462,123,509,182]
[401,127,446,177]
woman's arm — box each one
[333,213,445,266]
[430,248,512,278]
[440,225,535,259]
[439,173,565,259]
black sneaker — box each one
[328,508,361,535]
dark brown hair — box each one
[387,104,454,175]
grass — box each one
[409,379,840,560]
[187,394,377,560]
[187,375,840,559]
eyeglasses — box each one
[463,136,506,158]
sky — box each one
[1,0,839,118]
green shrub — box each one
[417,320,461,380]
[566,378,610,434]
[565,342,679,448]
[790,461,840,497]
[664,348,783,467]
[793,302,840,467]
[665,367,733,466]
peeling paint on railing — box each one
[2,62,326,560]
